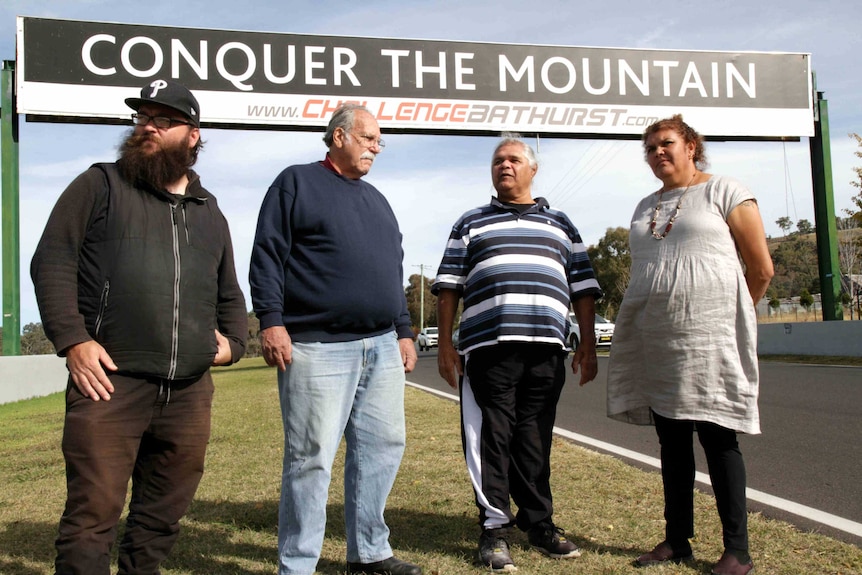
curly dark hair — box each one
[642,114,709,170]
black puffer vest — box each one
[78,163,226,379]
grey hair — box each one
[493,132,538,169]
[323,103,372,147]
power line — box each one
[550,141,628,208]
[545,140,599,198]
[783,140,799,222]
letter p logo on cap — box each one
[125,80,201,127]
[148,79,169,98]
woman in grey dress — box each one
[607,115,774,575]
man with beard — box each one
[250,104,421,575]
[31,79,248,575]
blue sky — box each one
[2,0,861,327]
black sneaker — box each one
[527,522,581,559]
[347,556,422,575]
[478,528,517,572]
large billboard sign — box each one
[16,17,814,137]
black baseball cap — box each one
[125,80,200,127]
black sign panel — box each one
[16,17,813,136]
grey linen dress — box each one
[606,175,761,435]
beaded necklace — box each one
[649,171,698,240]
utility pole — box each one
[419,266,424,333]
[412,264,431,332]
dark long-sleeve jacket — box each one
[31,163,247,380]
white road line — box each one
[407,381,862,539]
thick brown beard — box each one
[117,130,194,191]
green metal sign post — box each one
[1,59,21,354]
[808,87,844,321]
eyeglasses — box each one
[131,113,193,130]
[349,131,386,149]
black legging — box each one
[653,411,749,556]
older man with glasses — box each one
[250,103,420,575]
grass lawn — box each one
[1,356,860,574]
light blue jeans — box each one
[276,331,407,575]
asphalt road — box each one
[407,351,862,547]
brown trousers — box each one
[54,371,213,575]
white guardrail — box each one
[1,321,859,405]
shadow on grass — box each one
[179,498,479,573]
[501,531,685,573]
[0,520,57,575]
[0,557,46,575]
[383,505,476,559]
[0,499,679,574]
[0,503,277,575]
[386,504,693,573]
[0,521,57,575]
[347,503,683,573]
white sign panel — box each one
[16,17,814,137]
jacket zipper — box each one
[94,280,110,336]
[168,204,182,380]
[182,203,190,244]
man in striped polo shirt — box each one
[432,135,603,572]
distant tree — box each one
[405,274,437,331]
[850,133,862,224]
[245,311,261,358]
[796,219,814,235]
[586,227,631,320]
[768,296,781,314]
[836,216,861,302]
[770,237,819,298]
[20,322,55,355]
[839,133,862,318]
[850,193,862,226]
[799,289,814,311]
[776,216,793,236]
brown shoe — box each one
[711,551,753,575]
[635,541,694,567]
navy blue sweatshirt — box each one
[250,161,412,342]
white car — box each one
[567,313,615,350]
[417,327,439,351]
